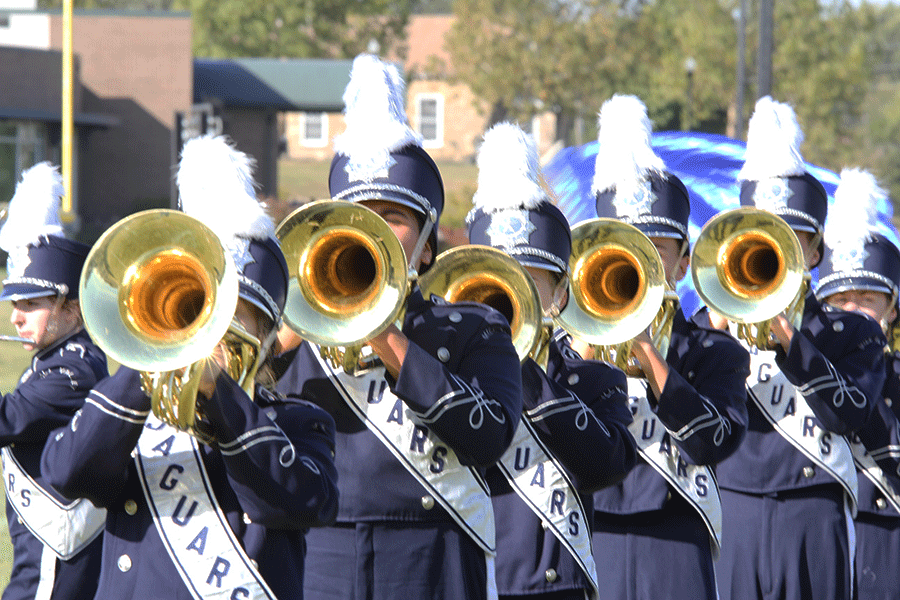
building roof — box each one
[194,58,354,112]
[0,107,118,128]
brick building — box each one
[0,4,193,238]
[285,13,558,163]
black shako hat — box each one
[738,96,828,266]
[0,162,88,301]
[328,54,444,270]
[591,94,690,243]
[816,168,900,305]
[466,122,570,275]
[177,135,288,325]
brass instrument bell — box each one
[555,218,668,350]
[692,207,806,346]
[418,244,543,362]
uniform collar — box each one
[33,326,86,361]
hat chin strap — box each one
[407,208,438,275]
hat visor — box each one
[0,283,59,302]
[632,223,685,240]
[816,277,896,302]
[238,283,279,326]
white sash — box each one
[314,351,498,600]
[1,446,106,560]
[849,435,900,513]
[626,379,723,557]
[496,416,599,600]
[744,345,859,515]
[136,415,277,600]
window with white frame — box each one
[299,112,328,147]
[415,94,443,148]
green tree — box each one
[447,0,633,145]
[187,0,414,58]
[39,0,415,59]
[447,0,739,144]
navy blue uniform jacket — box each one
[1,328,107,600]
[40,366,338,600]
[717,294,886,494]
[594,307,750,515]
[489,331,636,595]
[275,287,522,524]
[854,350,900,517]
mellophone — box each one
[24,201,811,442]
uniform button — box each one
[567,374,579,385]
[449,311,462,323]
[421,495,435,510]
[250,559,259,569]
[666,491,672,501]
[541,520,549,530]
[117,554,132,572]
[545,568,558,582]
[243,513,252,525]
[876,498,888,510]
[123,500,138,515]
[886,398,893,408]
[802,466,815,478]
[702,339,713,348]
[833,321,844,332]
[437,348,450,362]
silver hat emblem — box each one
[344,150,397,183]
[228,238,256,273]
[615,179,656,219]
[486,209,535,248]
[6,245,31,280]
[753,177,794,212]
[831,243,869,274]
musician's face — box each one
[650,237,689,286]
[794,230,821,270]
[825,289,896,330]
[9,295,80,352]
[525,266,567,316]
[361,201,433,270]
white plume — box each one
[0,162,65,252]
[591,94,666,196]
[176,135,273,242]
[738,96,806,182]
[472,122,546,213]
[827,168,884,249]
[332,53,421,175]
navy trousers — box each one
[855,513,900,600]
[303,521,488,600]
[717,485,853,600]
[592,494,716,600]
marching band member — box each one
[0,163,107,600]
[814,168,900,600]
[40,135,339,600]
[712,98,886,600]
[466,122,636,600]
[274,55,523,600]
[587,95,750,600]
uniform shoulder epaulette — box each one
[254,386,283,407]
